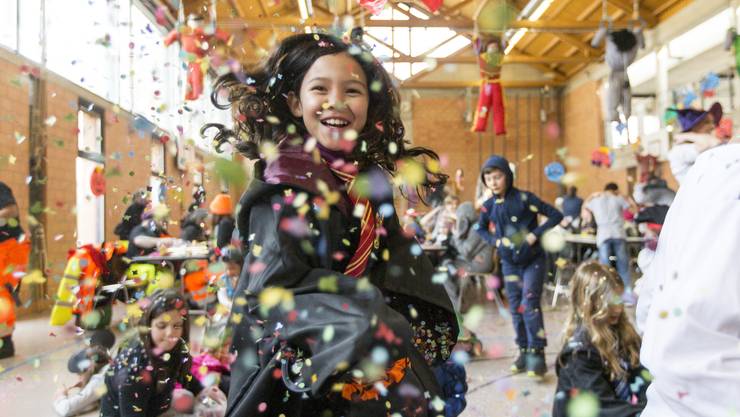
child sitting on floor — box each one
[53,345,111,417]
[553,261,649,417]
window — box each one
[18,0,42,61]
[0,0,18,50]
[76,101,105,245]
[363,4,471,81]
[46,0,121,101]
[150,140,166,204]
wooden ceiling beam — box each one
[400,79,565,89]
[607,0,657,26]
[388,54,596,64]
[217,16,635,31]
[445,0,475,15]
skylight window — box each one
[363,3,472,81]
[427,35,471,58]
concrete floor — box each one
[1,300,576,417]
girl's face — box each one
[225,261,241,278]
[150,309,184,353]
[288,53,369,152]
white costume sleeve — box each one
[52,370,107,417]
[639,144,740,417]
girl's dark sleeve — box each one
[529,192,564,237]
[556,351,645,417]
[114,369,154,417]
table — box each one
[421,244,447,267]
[546,234,647,306]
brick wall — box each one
[410,89,562,207]
[562,80,629,196]
[0,48,220,317]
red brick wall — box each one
[410,89,562,207]
[562,80,629,197]
[0,49,216,317]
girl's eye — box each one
[311,86,327,92]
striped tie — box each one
[329,167,377,278]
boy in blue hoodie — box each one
[476,155,563,377]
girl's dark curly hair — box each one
[202,32,446,200]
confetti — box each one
[567,391,600,417]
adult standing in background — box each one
[209,193,236,250]
[113,189,149,241]
[581,183,637,300]
[560,186,583,228]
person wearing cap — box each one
[53,344,111,417]
[209,193,236,250]
[667,102,723,185]
[114,189,149,241]
[125,204,183,258]
[215,245,243,312]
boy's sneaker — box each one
[526,348,547,379]
[510,347,527,373]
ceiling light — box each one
[505,0,552,55]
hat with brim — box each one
[674,102,722,132]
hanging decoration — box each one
[358,0,388,15]
[678,86,697,108]
[163,14,232,101]
[724,28,740,76]
[420,0,443,13]
[90,167,106,197]
[591,0,645,122]
[591,147,614,168]
[544,162,565,183]
[474,0,516,34]
[699,72,720,97]
[470,2,508,136]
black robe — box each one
[553,328,649,417]
[226,146,457,417]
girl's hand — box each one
[203,386,227,404]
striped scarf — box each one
[329,167,378,277]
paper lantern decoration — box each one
[544,162,565,183]
[700,72,720,97]
[420,0,443,12]
[90,167,106,196]
[590,147,613,168]
[474,0,516,34]
[359,0,388,15]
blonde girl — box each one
[553,261,649,417]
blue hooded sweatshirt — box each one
[476,155,563,267]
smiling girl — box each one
[204,32,458,416]
[100,290,225,417]
[553,262,649,417]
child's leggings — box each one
[502,256,546,349]
[471,79,506,134]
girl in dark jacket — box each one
[553,261,649,417]
[203,32,458,417]
[100,290,225,416]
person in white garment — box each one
[636,135,740,417]
[667,103,722,185]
